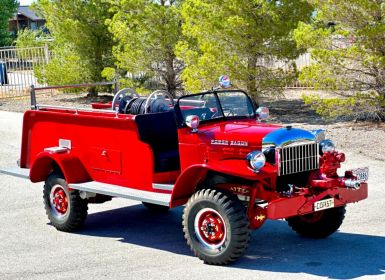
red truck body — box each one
[1,86,369,265]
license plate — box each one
[314,198,334,212]
[352,167,369,182]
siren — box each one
[218,75,231,88]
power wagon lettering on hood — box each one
[211,139,249,147]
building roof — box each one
[13,6,44,21]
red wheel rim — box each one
[50,185,69,219]
[194,208,226,249]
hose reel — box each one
[114,89,175,115]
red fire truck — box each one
[0,78,369,265]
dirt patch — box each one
[1,90,384,161]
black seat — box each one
[135,111,180,172]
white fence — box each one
[0,45,313,99]
[259,53,313,88]
[0,46,49,98]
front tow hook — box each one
[344,179,361,190]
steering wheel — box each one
[144,90,175,114]
[223,107,235,117]
[111,88,139,110]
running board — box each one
[69,181,171,207]
[0,167,30,179]
[0,167,171,206]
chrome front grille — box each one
[278,142,319,176]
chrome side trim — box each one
[0,167,30,179]
[152,183,174,191]
[36,104,118,114]
[69,181,171,206]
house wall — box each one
[8,15,46,35]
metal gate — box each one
[0,46,49,99]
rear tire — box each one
[287,206,346,238]
[43,173,88,232]
[142,202,169,212]
[183,189,250,265]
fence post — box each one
[114,77,119,94]
[30,84,37,110]
[44,45,50,64]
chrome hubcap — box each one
[194,208,226,250]
[49,185,70,220]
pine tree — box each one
[295,0,385,120]
[0,0,18,46]
[177,0,313,100]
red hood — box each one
[195,119,281,150]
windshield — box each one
[177,90,255,123]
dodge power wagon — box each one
[0,77,369,265]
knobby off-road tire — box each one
[287,205,346,238]
[43,173,88,232]
[142,202,169,212]
[183,189,250,265]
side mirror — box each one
[256,107,269,120]
[185,115,200,132]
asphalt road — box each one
[0,110,384,280]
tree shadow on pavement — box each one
[78,204,191,256]
[77,204,385,279]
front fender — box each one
[170,159,274,207]
[30,151,90,183]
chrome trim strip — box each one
[0,167,30,179]
[152,183,174,191]
[36,104,117,114]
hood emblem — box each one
[211,139,248,147]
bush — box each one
[302,93,385,121]
[35,44,92,86]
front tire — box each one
[287,205,346,238]
[183,189,250,265]
[43,173,88,232]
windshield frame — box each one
[175,89,257,128]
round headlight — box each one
[320,139,336,154]
[247,150,266,172]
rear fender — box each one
[170,160,261,207]
[29,151,90,183]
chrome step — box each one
[70,181,171,206]
[0,167,30,179]
[152,183,174,191]
[0,167,171,206]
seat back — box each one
[135,111,178,151]
[135,111,180,172]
